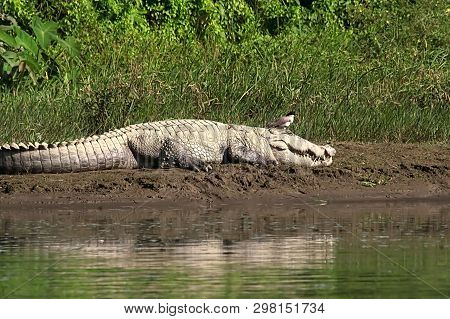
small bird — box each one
[267,111,296,129]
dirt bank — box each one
[0,142,448,204]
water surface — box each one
[0,199,448,298]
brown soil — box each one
[0,142,449,205]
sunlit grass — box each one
[0,1,448,143]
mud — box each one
[0,142,448,204]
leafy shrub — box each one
[0,15,80,84]
[1,1,411,45]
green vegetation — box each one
[0,16,79,84]
[0,0,448,143]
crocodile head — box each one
[266,129,336,167]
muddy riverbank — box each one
[0,142,448,205]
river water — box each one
[0,198,448,298]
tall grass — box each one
[0,0,448,143]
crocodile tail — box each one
[0,137,136,174]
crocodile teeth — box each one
[1,143,11,150]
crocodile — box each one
[0,119,335,174]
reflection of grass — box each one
[0,254,90,298]
[1,238,448,298]
[331,241,450,298]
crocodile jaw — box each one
[269,136,336,167]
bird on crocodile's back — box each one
[0,119,335,174]
[267,112,296,129]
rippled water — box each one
[0,199,449,298]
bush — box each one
[0,15,80,84]
[0,1,414,44]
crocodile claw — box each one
[192,163,212,172]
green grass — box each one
[0,0,448,143]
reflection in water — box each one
[0,200,448,298]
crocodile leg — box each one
[228,136,278,166]
[159,138,216,172]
